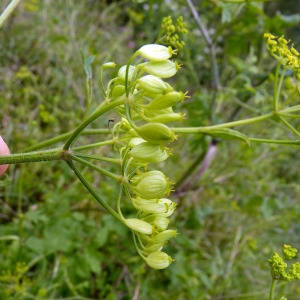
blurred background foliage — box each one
[1,0,300,299]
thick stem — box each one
[171,113,274,134]
[171,112,274,134]
[0,148,66,165]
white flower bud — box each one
[138,44,173,61]
[118,65,136,81]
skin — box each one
[0,136,10,176]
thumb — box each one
[0,136,10,176]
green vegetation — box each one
[1,0,300,299]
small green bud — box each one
[111,84,126,98]
[130,142,170,163]
[268,252,290,281]
[282,244,297,260]
[102,62,116,69]
[124,218,153,235]
[138,44,173,61]
[118,65,136,81]
[145,251,173,269]
[129,170,172,199]
[289,262,300,279]
[144,91,185,110]
[119,118,132,131]
[139,60,179,78]
[136,75,168,97]
[135,123,176,144]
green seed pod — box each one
[124,218,153,235]
[139,60,179,78]
[138,44,173,61]
[142,214,170,230]
[151,229,177,244]
[136,75,168,97]
[127,137,146,149]
[129,170,172,199]
[143,112,184,124]
[144,107,173,117]
[156,198,177,217]
[135,123,176,144]
[130,142,170,163]
[153,216,170,231]
[144,91,185,110]
[143,242,164,253]
[145,251,173,269]
[131,197,175,214]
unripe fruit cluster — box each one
[105,44,186,268]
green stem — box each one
[73,139,115,151]
[269,279,276,300]
[66,160,121,221]
[99,65,106,97]
[0,0,23,28]
[83,75,93,120]
[277,112,300,119]
[63,97,126,150]
[23,129,110,152]
[68,153,121,181]
[274,66,286,112]
[273,63,281,112]
[125,53,139,96]
[74,153,121,164]
[280,105,300,113]
[171,112,274,134]
[0,148,66,165]
[250,137,300,145]
[278,115,300,137]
